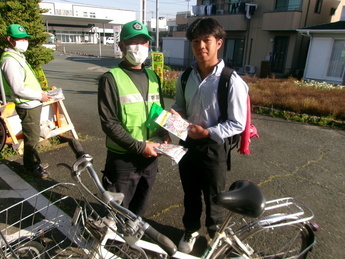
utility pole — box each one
[140,0,146,24]
[156,0,159,51]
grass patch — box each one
[161,71,345,129]
[0,147,18,159]
[246,76,345,121]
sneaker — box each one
[40,163,49,169]
[178,231,199,254]
[28,166,49,179]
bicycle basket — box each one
[0,183,127,258]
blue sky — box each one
[52,0,196,19]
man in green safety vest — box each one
[0,24,50,179]
[98,20,170,217]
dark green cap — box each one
[6,24,32,38]
[120,20,153,41]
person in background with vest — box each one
[0,24,50,179]
[98,20,170,217]
[171,18,249,254]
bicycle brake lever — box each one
[71,154,93,177]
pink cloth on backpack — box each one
[238,96,259,155]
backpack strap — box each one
[217,67,236,171]
[181,66,193,96]
[218,67,234,122]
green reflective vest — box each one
[106,67,162,154]
[0,51,41,104]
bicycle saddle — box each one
[213,180,266,218]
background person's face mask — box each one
[125,44,149,66]
[15,40,29,53]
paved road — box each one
[55,43,124,58]
[1,48,344,258]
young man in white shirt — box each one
[171,18,248,254]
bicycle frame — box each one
[80,202,315,259]
[1,139,316,259]
[68,138,317,259]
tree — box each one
[0,0,54,72]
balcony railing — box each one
[192,1,255,16]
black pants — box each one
[15,106,42,171]
[102,150,158,217]
[179,137,227,235]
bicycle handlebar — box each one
[144,223,177,256]
[69,139,86,159]
[68,139,177,256]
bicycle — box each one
[0,139,318,258]
[0,117,7,152]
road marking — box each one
[88,66,109,72]
[71,58,102,61]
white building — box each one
[298,0,345,85]
[162,37,193,67]
[146,17,168,32]
[40,2,136,44]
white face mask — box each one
[125,44,149,66]
[15,40,29,53]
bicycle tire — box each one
[10,240,46,259]
[212,223,311,259]
[0,119,6,153]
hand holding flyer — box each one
[47,87,64,100]
[154,110,189,141]
[154,143,188,165]
[147,137,187,164]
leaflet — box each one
[147,137,188,164]
[47,88,64,100]
[154,110,189,141]
[154,143,188,165]
[145,103,164,132]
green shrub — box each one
[162,70,181,98]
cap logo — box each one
[132,22,142,31]
[18,26,25,32]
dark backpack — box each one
[180,66,257,170]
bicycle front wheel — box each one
[10,241,46,259]
[0,119,7,152]
[212,223,311,259]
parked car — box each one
[106,37,114,44]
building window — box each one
[224,37,245,69]
[314,0,322,14]
[327,40,345,78]
[275,0,302,11]
[271,36,289,73]
[56,9,72,16]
